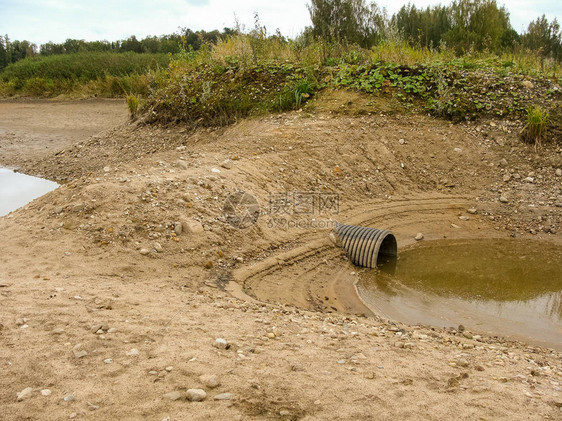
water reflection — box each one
[360,239,562,349]
[0,167,59,216]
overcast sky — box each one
[0,0,560,45]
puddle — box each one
[357,238,562,349]
[0,167,59,217]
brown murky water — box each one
[357,239,562,349]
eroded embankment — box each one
[1,102,562,420]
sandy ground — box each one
[0,99,127,171]
[0,96,561,420]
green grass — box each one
[521,106,549,147]
[140,35,561,128]
[0,52,170,97]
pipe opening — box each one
[334,224,398,270]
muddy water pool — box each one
[358,239,562,349]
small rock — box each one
[74,350,88,359]
[453,147,462,153]
[163,391,182,401]
[523,177,534,183]
[522,80,534,89]
[64,394,75,402]
[177,160,188,170]
[69,413,77,419]
[182,219,204,234]
[467,208,477,214]
[499,158,508,167]
[103,166,110,172]
[104,359,113,364]
[214,393,233,401]
[414,233,424,241]
[459,215,469,221]
[280,410,290,417]
[186,389,207,402]
[499,196,509,203]
[221,159,233,169]
[126,348,139,356]
[455,358,469,367]
[199,374,220,389]
[398,138,405,145]
[213,338,228,349]
[52,328,65,335]
[139,248,150,255]
[556,169,562,177]
[503,174,511,182]
[17,387,33,401]
[174,222,183,236]
[41,389,52,396]
[153,242,163,253]
[451,223,460,229]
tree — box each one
[307,0,376,46]
[522,15,561,61]
[443,0,513,54]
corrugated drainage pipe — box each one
[333,223,397,269]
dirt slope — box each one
[0,96,561,420]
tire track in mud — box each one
[228,194,471,314]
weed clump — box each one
[521,106,549,148]
[126,94,140,120]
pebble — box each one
[523,177,534,183]
[453,147,462,153]
[472,385,489,393]
[153,242,163,253]
[139,248,150,255]
[186,389,207,402]
[104,358,113,364]
[199,374,220,389]
[556,169,562,177]
[414,233,424,241]
[459,215,469,221]
[499,158,508,167]
[64,394,75,402]
[174,222,183,235]
[214,338,228,349]
[214,393,233,401]
[280,410,290,417]
[126,348,139,356]
[398,138,405,145]
[221,159,233,169]
[467,208,477,214]
[74,350,88,359]
[177,160,188,170]
[163,391,182,401]
[69,413,77,419]
[499,196,509,203]
[503,174,511,182]
[17,387,33,401]
[41,389,52,396]
[182,219,204,234]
